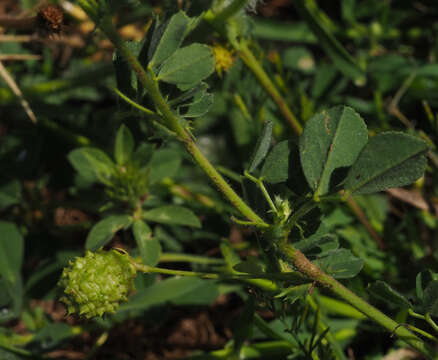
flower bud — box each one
[58,250,136,319]
[212,43,235,77]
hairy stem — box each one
[93,15,268,228]
[279,241,436,358]
[79,5,435,358]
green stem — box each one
[318,295,366,320]
[111,87,177,137]
[203,9,302,135]
[111,87,155,116]
[231,216,268,227]
[214,0,249,22]
[159,252,225,265]
[133,262,306,287]
[233,93,252,121]
[217,165,242,183]
[204,340,293,359]
[203,0,250,36]
[254,314,296,347]
[287,199,319,230]
[404,324,438,342]
[345,195,385,249]
[162,179,218,209]
[0,343,36,358]
[78,4,435,358]
[94,15,268,228]
[184,139,268,227]
[408,308,426,320]
[39,117,92,147]
[425,313,438,334]
[245,171,278,216]
[278,241,436,358]
[236,41,303,135]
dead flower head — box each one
[36,4,64,35]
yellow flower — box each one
[212,43,235,77]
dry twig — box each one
[0,59,37,123]
[0,54,41,61]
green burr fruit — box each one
[58,250,136,319]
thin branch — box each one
[237,41,303,135]
[278,241,436,358]
[0,34,85,48]
[203,7,303,135]
[345,195,385,249]
[0,35,33,42]
[0,54,41,61]
[94,15,269,228]
[0,16,36,30]
[0,60,37,123]
[387,71,438,168]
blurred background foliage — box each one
[0,0,437,359]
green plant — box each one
[2,0,438,359]
[58,249,136,318]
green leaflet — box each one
[143,205,201,228]
[85,215,133,251]
[148,148,182,184]
[114,124,135,165]
[368,281,411,309]
[247,121,273,173]
[133,219,161,266]
[313,249,363,279]
[148,11,190,68]
[423,280,438,317]
[0,222,23,321]
[300,106,368,197]
[0,222,23,286]
[344,132,428,194]
[68,147,115,185]
[119,277,216,312]
[157,44,215,87]
[261,140,292,184]
[0,181,21,210]
[179,91,214,118]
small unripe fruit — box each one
[58,250,136,319]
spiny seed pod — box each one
[58,250,136,319]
